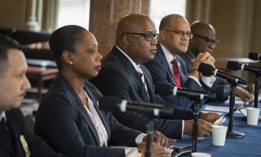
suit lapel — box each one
[157,44,175,85]
[177,55,188,86]
[84,85,111,141]
[140,65,154,102]
[129,65,150,102]
[4,111,25,157]
[112,48,150,102]
[58,75,101,146]
[74,93,100,146]
[0,124,15,155]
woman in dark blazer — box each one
[34,25,172,157]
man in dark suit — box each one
[0,35,65,157]
[91,13,220,139]
[144,14,216,109]
[180,21,253,104]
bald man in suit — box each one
[91,13,220,139]
[180,21,253,104]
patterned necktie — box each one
[171,58,181,87]
[137,66,149,97]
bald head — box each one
[190,21,216,36]
[189,21,218,55]
[116,14,154,44]
[159,14,187,31]
[115,13,157,64]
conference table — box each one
[173,99,261,157]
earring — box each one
[69,61,73,65]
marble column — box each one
[89,0,149,57]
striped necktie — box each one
[137,66,149,98]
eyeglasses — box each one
[121,32,159,42]
[193,34,220,46]
[164,29,193,39]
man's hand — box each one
[190,52,215,78]
[245,83,254,94]
[138,142,172,157]
[191,52,215,69]
[143,131,177,147]
[200,112,221,123]
[184,119,212,137]
[197,52,216,67]
[235,86,254,105]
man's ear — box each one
[122,34,132,46]
[159,30,166,40]
[62,50,73,65]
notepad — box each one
[204,105,241,114]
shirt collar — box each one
[159,43,179,66]
[115,45,141,71]
[0,111,6,121]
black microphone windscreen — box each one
[98,96,121,112]
[154,83,173,96]
[249,52,259,60]
[215,85,230,102]
[227,61,240,70]
[198,63,214,76]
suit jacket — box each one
[179,50,229,93]
[35,74,141,157]
[144,43,205,109]
[0,109,64,157]
[90,46,196,139]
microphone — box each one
[198,62,247,85]
[249,52,261,60]
[227,61,261,108]
[227,61,261,75]
[98,96,173,116]
[153,83,216,101]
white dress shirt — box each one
[0,111,6,122]
[84,90,146,157]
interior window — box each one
[149,0,187,32]
[56,0,90,29]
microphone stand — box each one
[145,108,162,157]
[253,73,260,108]
[242,71,260,121]
[227,83,245,138]
[192,101,200,152]
[145,118,153,157]
[253,72,261,122]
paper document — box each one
[204,105,240,113]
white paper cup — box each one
[247,108,260,125]
[212,125,227,146]
[191,152,211,157]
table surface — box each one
[173,100,261,157]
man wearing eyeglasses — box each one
[91,13,220,139]
[180,21,254,104]
[144,14,215,109]
[183,21,219,67]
